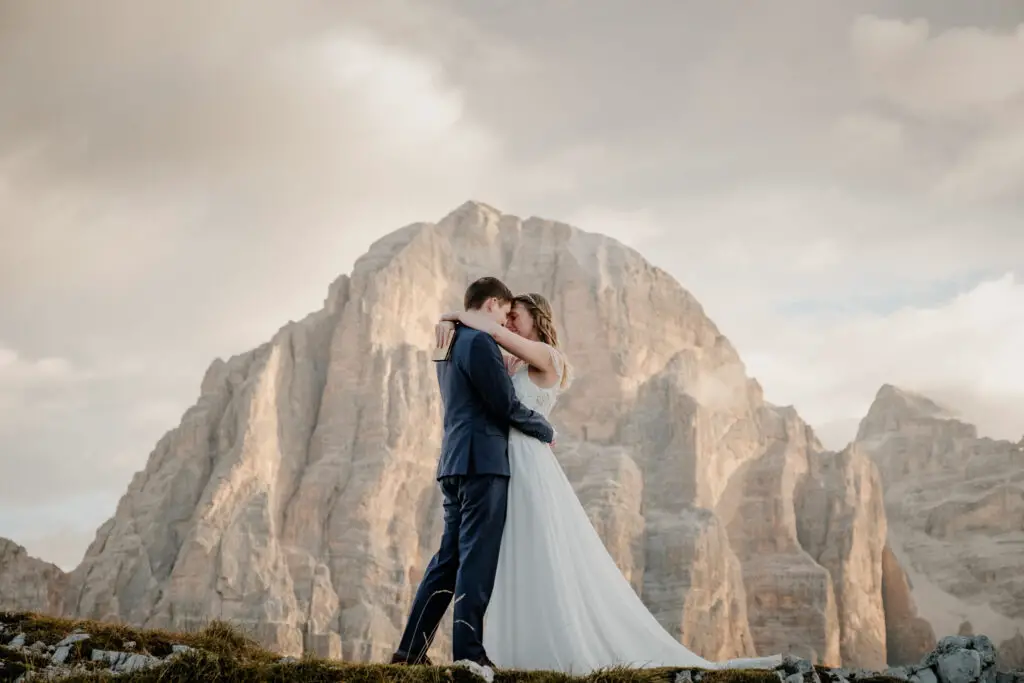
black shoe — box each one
[391,652,433,666]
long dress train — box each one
[482,351,782,673]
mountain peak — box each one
[0,535,24,554]
[856,384,961,443]
[53,202,843,663]
[452,199,501,215]
[0,535,67,615]
[871,384,951,420]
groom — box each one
[390,276,555,668]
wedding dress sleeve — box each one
[545,345,572,390]
[503,352,525,376]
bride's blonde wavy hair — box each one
[513,292,573,389]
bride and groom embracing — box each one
[390,277,782,675]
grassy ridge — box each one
[0,611,831,683]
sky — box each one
[1,0,1023,570]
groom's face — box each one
[482,297,512,326]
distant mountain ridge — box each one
[0,537,67,616]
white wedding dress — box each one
[482,349,782,673]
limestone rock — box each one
[856,385,1024,650]
[997,633,1024,671]
[917,635,1000,683]
[643,505,756,661]
[718,405,841,666]
[59,201,895,665]
[795,445,888,670]
[881,544,936,665]
[0,537,67,615]
[937,647,983,683]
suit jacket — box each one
[435,326,554,479]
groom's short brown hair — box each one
[464,276,514,310]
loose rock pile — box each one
[678,636,1022,683]
[773,636,1022,683]
[0,622,192,680]
[0,617,299,681]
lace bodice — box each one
[508,345,566,417]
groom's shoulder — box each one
[454,326,480,349]
[454,327,494,355]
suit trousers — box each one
[396,474,509,663]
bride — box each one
[438,292,782,673]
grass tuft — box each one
[1,643,53,679]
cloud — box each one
[933,125,1024,202]
[0,347,76,384]
[851,16,1024,118]
[737,273,1024,449]
[848,16,1024,202]
[827,112,915,183]
[0,1,520,365]
[0,346,82,426]
[567,185,1024,323]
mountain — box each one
[0,537,67,615]
[855,384,1024,667]
[5,202,927,667]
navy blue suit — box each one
[395,326,554,664]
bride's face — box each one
[506,302,538,340]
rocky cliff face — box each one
[0,538,68,615]
[881,543,938,666]
[855,384,1024,667]
[19,201,895,665]
[795,445,888,669]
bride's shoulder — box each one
[542,344,573,389]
